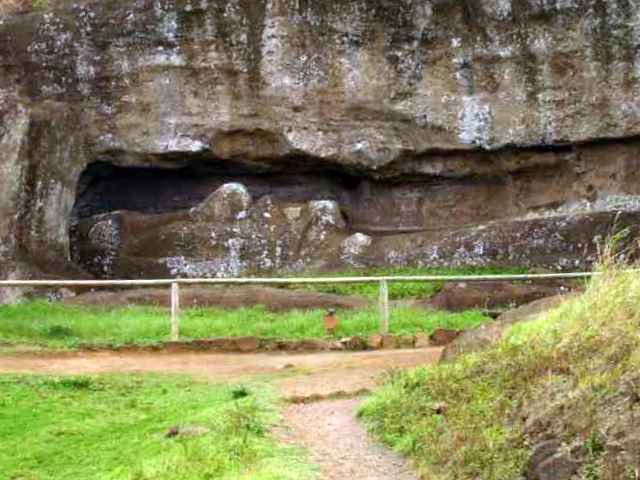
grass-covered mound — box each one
[0,302,488,349]
[0,374,313,480]
[359,264,640,480]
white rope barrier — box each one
[0,271,602,288]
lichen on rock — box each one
[2,0,640,283]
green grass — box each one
[0,301,489,349]
[0,374,314,480]
[358,259,640,480]
[298,266,529,300]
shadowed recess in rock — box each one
[67,144,640,279]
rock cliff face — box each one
[2,0,640,282]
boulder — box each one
[429,329,463,347]
[339,336,368,351]
[190,183,252,223]
[415,334,431,349]
[367,335,384,350]
[441,293,580,362]
[425,281,573,312]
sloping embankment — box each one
[360,265,640,479]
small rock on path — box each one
[279,398,419,480]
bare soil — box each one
[0,348,441,400]
[279,398,419,479]
[65,286,370,312]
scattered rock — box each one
[367,335,383,349]
[339,336,368,350]
[430,402,448,415]
[381,335,399,350]
[429,329,462,347]
[415,334,431,349]
[527,440,562,477]
[529,452,579,480]
[398,335,416,348]
[269,339,333,352]
[233,337,260,353]
[165,425,211,439]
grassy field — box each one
[300,266,529,300]
[0,302,488,349]
[358,260,640,479]
[0,374,313,480]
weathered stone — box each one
[398,335,416,349]
[340,233,373,267]
[3,1,640,284]
[339,336,368,351]
[530,453,579,480]
[232,336,260,353]
[190,183,252,223]
[429,329,462,347]
[381,335,399,350]
[367,335,384,350]
[441,293,580,361]
[415,334,431,349]
[527,440,563,479]
[426,282,571,312]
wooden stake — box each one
[379,279,389,335]
[170,282,180,341]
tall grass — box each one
[359,252,640,479]
[0,301,489,349]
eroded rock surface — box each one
[2,0,640,283]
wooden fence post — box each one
[170,282,180,341]
[379,279,389,335]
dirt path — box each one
[0,348,441,400]
[280,398,419,479]
[0,348,439,478]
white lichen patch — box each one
[309,200,346,229]
[458,95,493,146]
[87,215,121,276]
[340,233,372,267]
[283,206,303,223]
[191,183,252,222]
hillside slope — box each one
[360,263,640,479]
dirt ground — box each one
[0,348,441,400]
[65,286,370,311]
[0,347,440,478]
[279,398,419,479]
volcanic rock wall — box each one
[2,0,640,281]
